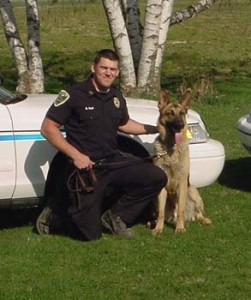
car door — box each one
[0,104,16,199]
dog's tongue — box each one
[175,132,183,144]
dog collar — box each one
[155,151,168,159]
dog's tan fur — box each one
[152,89,211,235]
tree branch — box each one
[170,0,217,26]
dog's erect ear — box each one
[179,89,192,110]
[158,88,171,110]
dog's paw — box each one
[152,226,163,235]
[202,217,212,225]
[197,215,212,225]
[175,227,186,233]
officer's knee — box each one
[69,208,103,241]
[149,165,167,188]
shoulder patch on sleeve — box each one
[54,90,70,107]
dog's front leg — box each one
[152,188,167,235]
[175,180,187,233]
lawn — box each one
[0,1,250,299]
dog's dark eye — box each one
[167,110,174,117]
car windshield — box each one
[0,86,27,105]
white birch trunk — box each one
[121,0,143,71]
[75,0,214,97]
[0,0,28,92]
[102,0,136,93]
[137,0,163,91]
[0,0,44,93]
[25,0,44,93]
[170,0,216,25]
[154,0,174,84]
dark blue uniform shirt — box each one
[46,77,130,160]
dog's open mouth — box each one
[169,123,185,144]
[175,131,183,144]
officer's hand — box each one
[73,153,94,170]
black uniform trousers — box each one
[44,152,167,241]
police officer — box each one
[36,49,167,241]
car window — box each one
[0,86,27,105]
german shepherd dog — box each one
[152,89,211,234]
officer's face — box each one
[91,57,119,91]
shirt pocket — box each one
[73,109,99,131]
[109,109,123,127]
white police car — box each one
[237,113,251,154]
[0,81,225,208]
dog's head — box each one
[157,88,192,143]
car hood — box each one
[6,94,56,131]
[6,94,203,131]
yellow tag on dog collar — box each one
[186,129,192,139]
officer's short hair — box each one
[93,49,119,64]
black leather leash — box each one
[66,154,156,194]
[67,168,97,193]
[94,155,153,169]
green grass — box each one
[0,1,251,299]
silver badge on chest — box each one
[113,97,120,108]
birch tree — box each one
[0,0,44,93]
[102,0,216,97]
[0,0,215,96]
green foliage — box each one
[0,2,250,299]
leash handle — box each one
[67,168,97,193]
